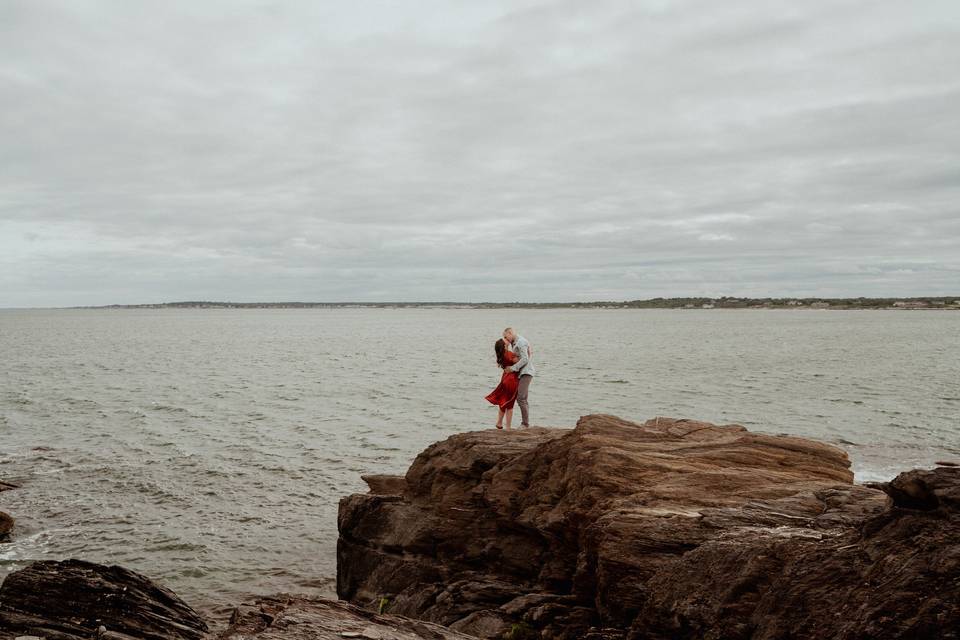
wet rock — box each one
[1,481,18,542]
[220,595,478,640]
[339,414,945,639]
[0,559,208,640]
[881,466,960,510]
[0,512,12,541]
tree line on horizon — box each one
[89,296,960,310]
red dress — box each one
[485,351,520,410]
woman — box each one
[485,338,520,429]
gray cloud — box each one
[1,0,959,306]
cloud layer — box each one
[2,0,958,306]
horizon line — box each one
[3,295,960,311]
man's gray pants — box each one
[517,375,532,427]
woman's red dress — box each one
[485,351,520,410]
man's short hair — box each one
[503,327,513,336]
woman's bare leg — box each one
[505,408,513,429]
[496,408,505,429]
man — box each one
[503,327,535,428]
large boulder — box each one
[337,415,912,639]
[0,559,208,640]
[220,596,480,640]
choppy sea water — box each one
[1,308,958,614]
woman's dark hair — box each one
[495,338,508,368]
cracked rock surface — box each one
[0,559,208,640]
[338,414,958,639]
[219,596,479,640]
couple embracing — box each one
[485,327,535,430]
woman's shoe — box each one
[495,424,503,430]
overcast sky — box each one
[1,0,958,306]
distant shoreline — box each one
[55,296,960,311]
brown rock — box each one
[362,474,408,495]
[1,481,19,542]
[220,595,479,640]
[0,511,11,540]
[338,415,880,639]
[0,559,208,640]
[881,466,960,510]
[633,466,960,639]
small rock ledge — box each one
[0,561,479,640]
[221,596,477,640]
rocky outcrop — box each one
[0,559,208,640]
[338,415,959,639]
[0,512,11,541]
[0,559,481,640]
[0,481,15,541]
[3,416,955,640]
[631,466,960,639]
[221,596,479,640]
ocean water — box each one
[1,308,958,615]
